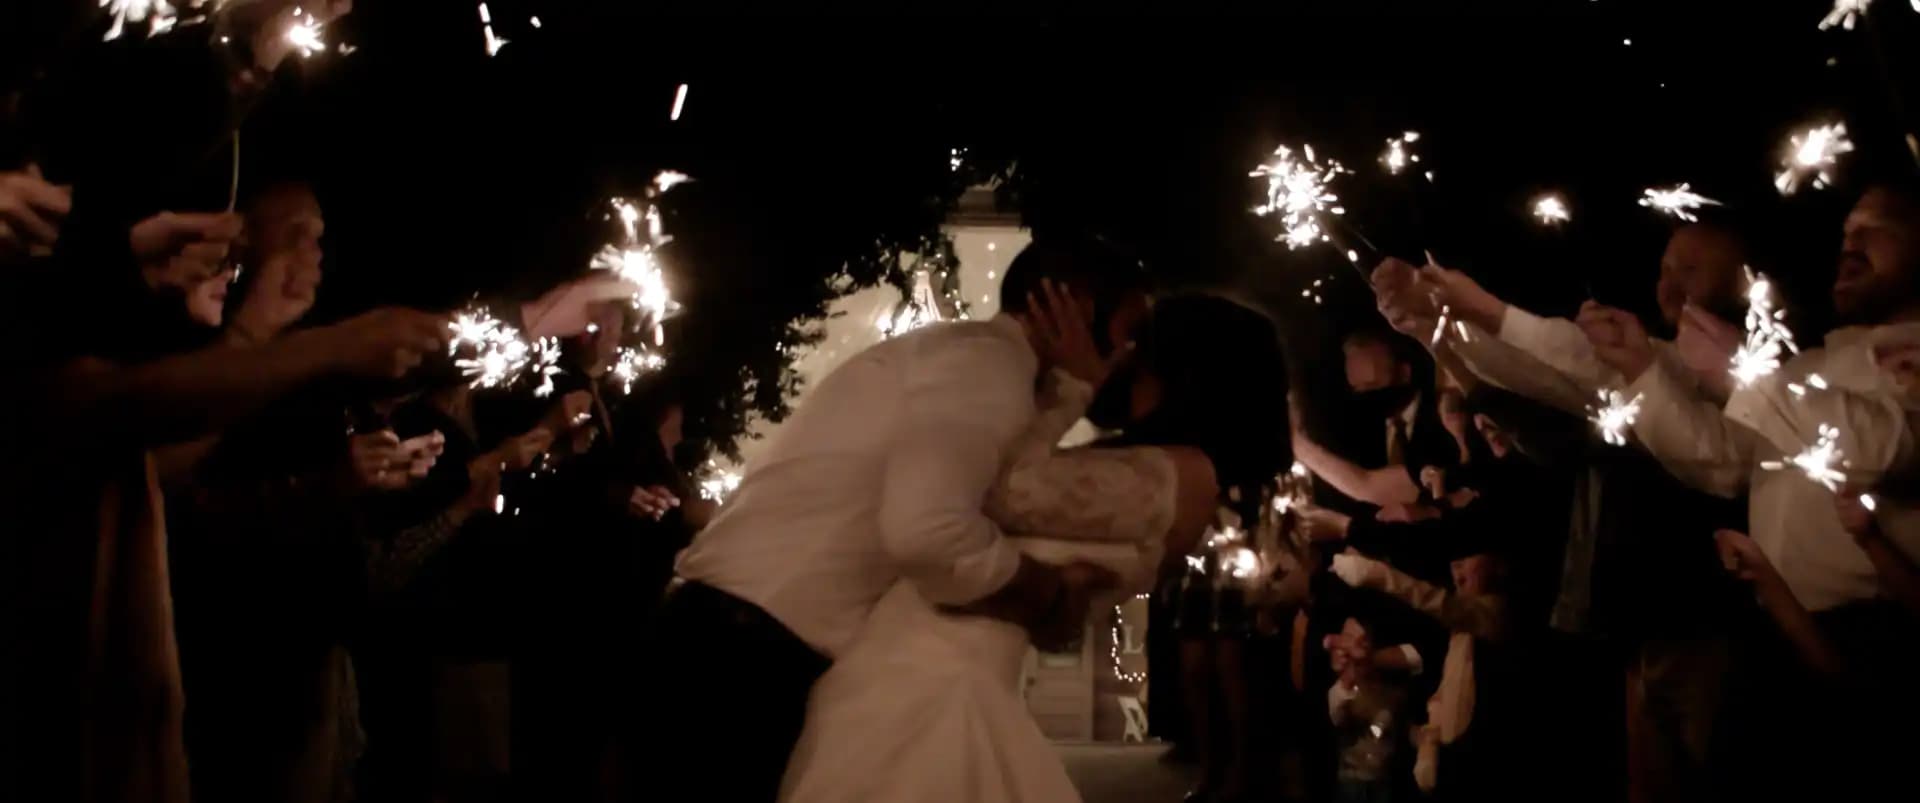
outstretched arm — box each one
[1292,431,1419,506]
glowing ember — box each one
[1588,389,1643,447]
[1380,131,1421,176]
[670,83,689,121]
[1533,194,1571,225]
[1774,122,1854,195]
[1760,423,1850,491]
[1729,268,1800,387]
[1251,143,1349,251]
[1226,546,1263,580]
[653,170,693,193]
[1639,183,1721,223]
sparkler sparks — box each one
[1760,423,1850,491]
[697,462,743,503]
[1251,144,1349,250]
[1226,547,1263,580]
[285,7,326,58]
[1588,389,1643,446]
[609,347,666,395]
[1533,194,1571,225]
[1774,122,1854,195]
[1380,131,1421,176]
[1638,183,1722,222]
[447,307,562,392]
[100,0,182,40]
[1729,268,1800,387]
[670,83,690,121]
[478,3,510,56]
[595,194,682,344]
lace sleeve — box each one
[984,370,1177,544]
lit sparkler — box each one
[1251,144,1349,251]
[447,307,562,392]
[1638,183,1721,222]
[1774,122,1854,195]
[1588,389,1643,446]
[1729,267,1800,387]
[1380,131,1421,176]
[609,347,666,395]
[285,6,326,58]
[478,2,509,56]
[595,196,680,344]
[653,170,693,193]
[1226,546,1263,580]
[1533,194,1571,225]
[697,462,743,503]
[1760,423,1849,491]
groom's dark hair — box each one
[999,234,1149,349]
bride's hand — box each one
[1029,278,1132,389]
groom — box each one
[637,235,1151,802]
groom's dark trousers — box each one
[638,578,831,802]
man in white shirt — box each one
[1370,220,1754,803]
[641,236,1150,803]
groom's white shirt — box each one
[674,315,1040,657]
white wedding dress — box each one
[778,373,1180,803]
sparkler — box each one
[1588,389,1643,446]
[1251,144,1350,251]
[478,3,509,56]
[595,194,682,345]
[1638,183,1721,223]
[1760,423,1849,491]
[697,462,743,503]
[1774,122,1855,195]
[1226,546,1263,580]
[609,347,666,395]
[1729,267,1800,387]
[1533,194,1571,225]
[285,6,326,58]
[447,307,563,392]
[1380,131,1421,176]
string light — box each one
[1109,593,1151,683]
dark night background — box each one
[3,0,1917,455]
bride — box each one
[779,295,1292,803]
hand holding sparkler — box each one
[0,167,71,262]
[130,211,244,292]
[1330,550,1389,590]
[629,485,681,520]
[1675,304,1741,400]
[1414,262,1505,335]
[1835,488,1882,542]
[1576,301,1656,383]
[1296,505,1352,543]
[1713,528,1777,584]
[320,307,451,379]
[520,274,646,339]
[540,390,595,435]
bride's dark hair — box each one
[1101,294,1292,505]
